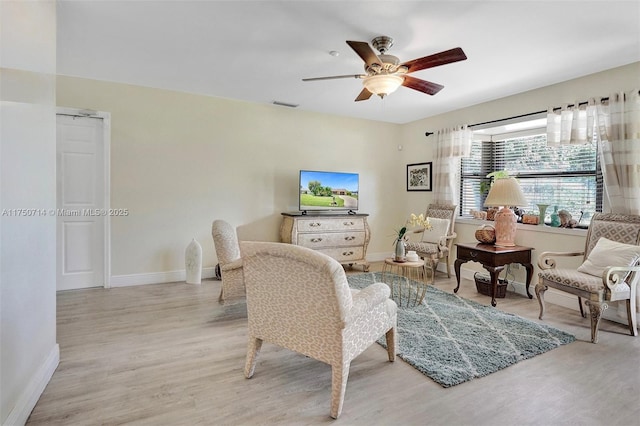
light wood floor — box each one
[28,263,640,425]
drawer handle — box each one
[342,251,354,256]
[343,221,354,226]
[310,237,322,243]
[470,251,478,258]
[344,236,356,241]
[309,222,321,227]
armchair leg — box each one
[244,337,263,378]
[585,300,607,344]
[218,287,224,303]
[578,297,586,318]
[626,297,638,337]
[385,327,397,362]
[330,361,350,419]
[444,255,451,278]
[535,283,547,320]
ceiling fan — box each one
[303,36,467,102]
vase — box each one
[537,204,549,226]
[185,238,202,284]
[550,206,561,227]
[394,239,406,262]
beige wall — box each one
[56,77,405,277]
[1,1,58,424]
[56,62,639,284]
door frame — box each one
[56,107,112,288]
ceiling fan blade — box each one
[346,40,382,68]
[302,74,364,81]
[401,47,467,74]
[355,88,373,102]
[402,75,444,95]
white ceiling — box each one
[56,0,640,124]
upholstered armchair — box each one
[536,213,640,343]
[211,220,245,303]
[405,203,458,278]
[240,241,397,419]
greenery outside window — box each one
[460,116,602,227]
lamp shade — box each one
[484,177,528,208]
[362,74,404,98]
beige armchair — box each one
[405,203,458,278]
[536,213,640,343]
[211,220,245,303]
[240,241,397,419]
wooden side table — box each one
[454,243,534,307]
[381,258,433,307]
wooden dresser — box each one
[280,212,370,271]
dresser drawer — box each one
[296,217,365,232]
[317,246,365,262]
[297,231,365,248]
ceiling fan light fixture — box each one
[363,74,404,98]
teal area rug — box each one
[347,272,575,387]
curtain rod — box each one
[424,91,639,137]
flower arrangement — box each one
[393,213,432,261]
[393,213,432,245]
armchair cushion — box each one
[577,237,640,278]
[539,268,605,293]
[420,217,451,244]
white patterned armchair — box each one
[211,220,245,303]
[240,241,397,419]
[537,213,640,343]
[405,203,458,278]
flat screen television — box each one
[299,170,359,214]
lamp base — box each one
[493,207,517,247]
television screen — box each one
[299,170,359,213]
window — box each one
[460,117,601,227]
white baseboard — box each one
[4,344,59,426]
[110,267,216,288]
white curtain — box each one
[432,125,473,205]
[595,90,640,215]
[547,89,640,320]
[546,89,640,214]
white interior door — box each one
[56,114,105,290]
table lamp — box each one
[483,177,528,247]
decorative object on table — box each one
[406,250,420,262]
[536,203,549,226]
[485,207,498,221]
[558,209,578,228]
[393,213,432,262]
[394,236,406,262]
[550,205,561,227]
[469,209,488,220]
[348,272,575,387]
[474,224,496,244]
[406,162,432,191]
[185,238,202,284]
[522,213,539,225]
[483,176,529,247]
[473,272,508,298]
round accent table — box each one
[381,258,433,307]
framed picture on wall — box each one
[407,162,432,191]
